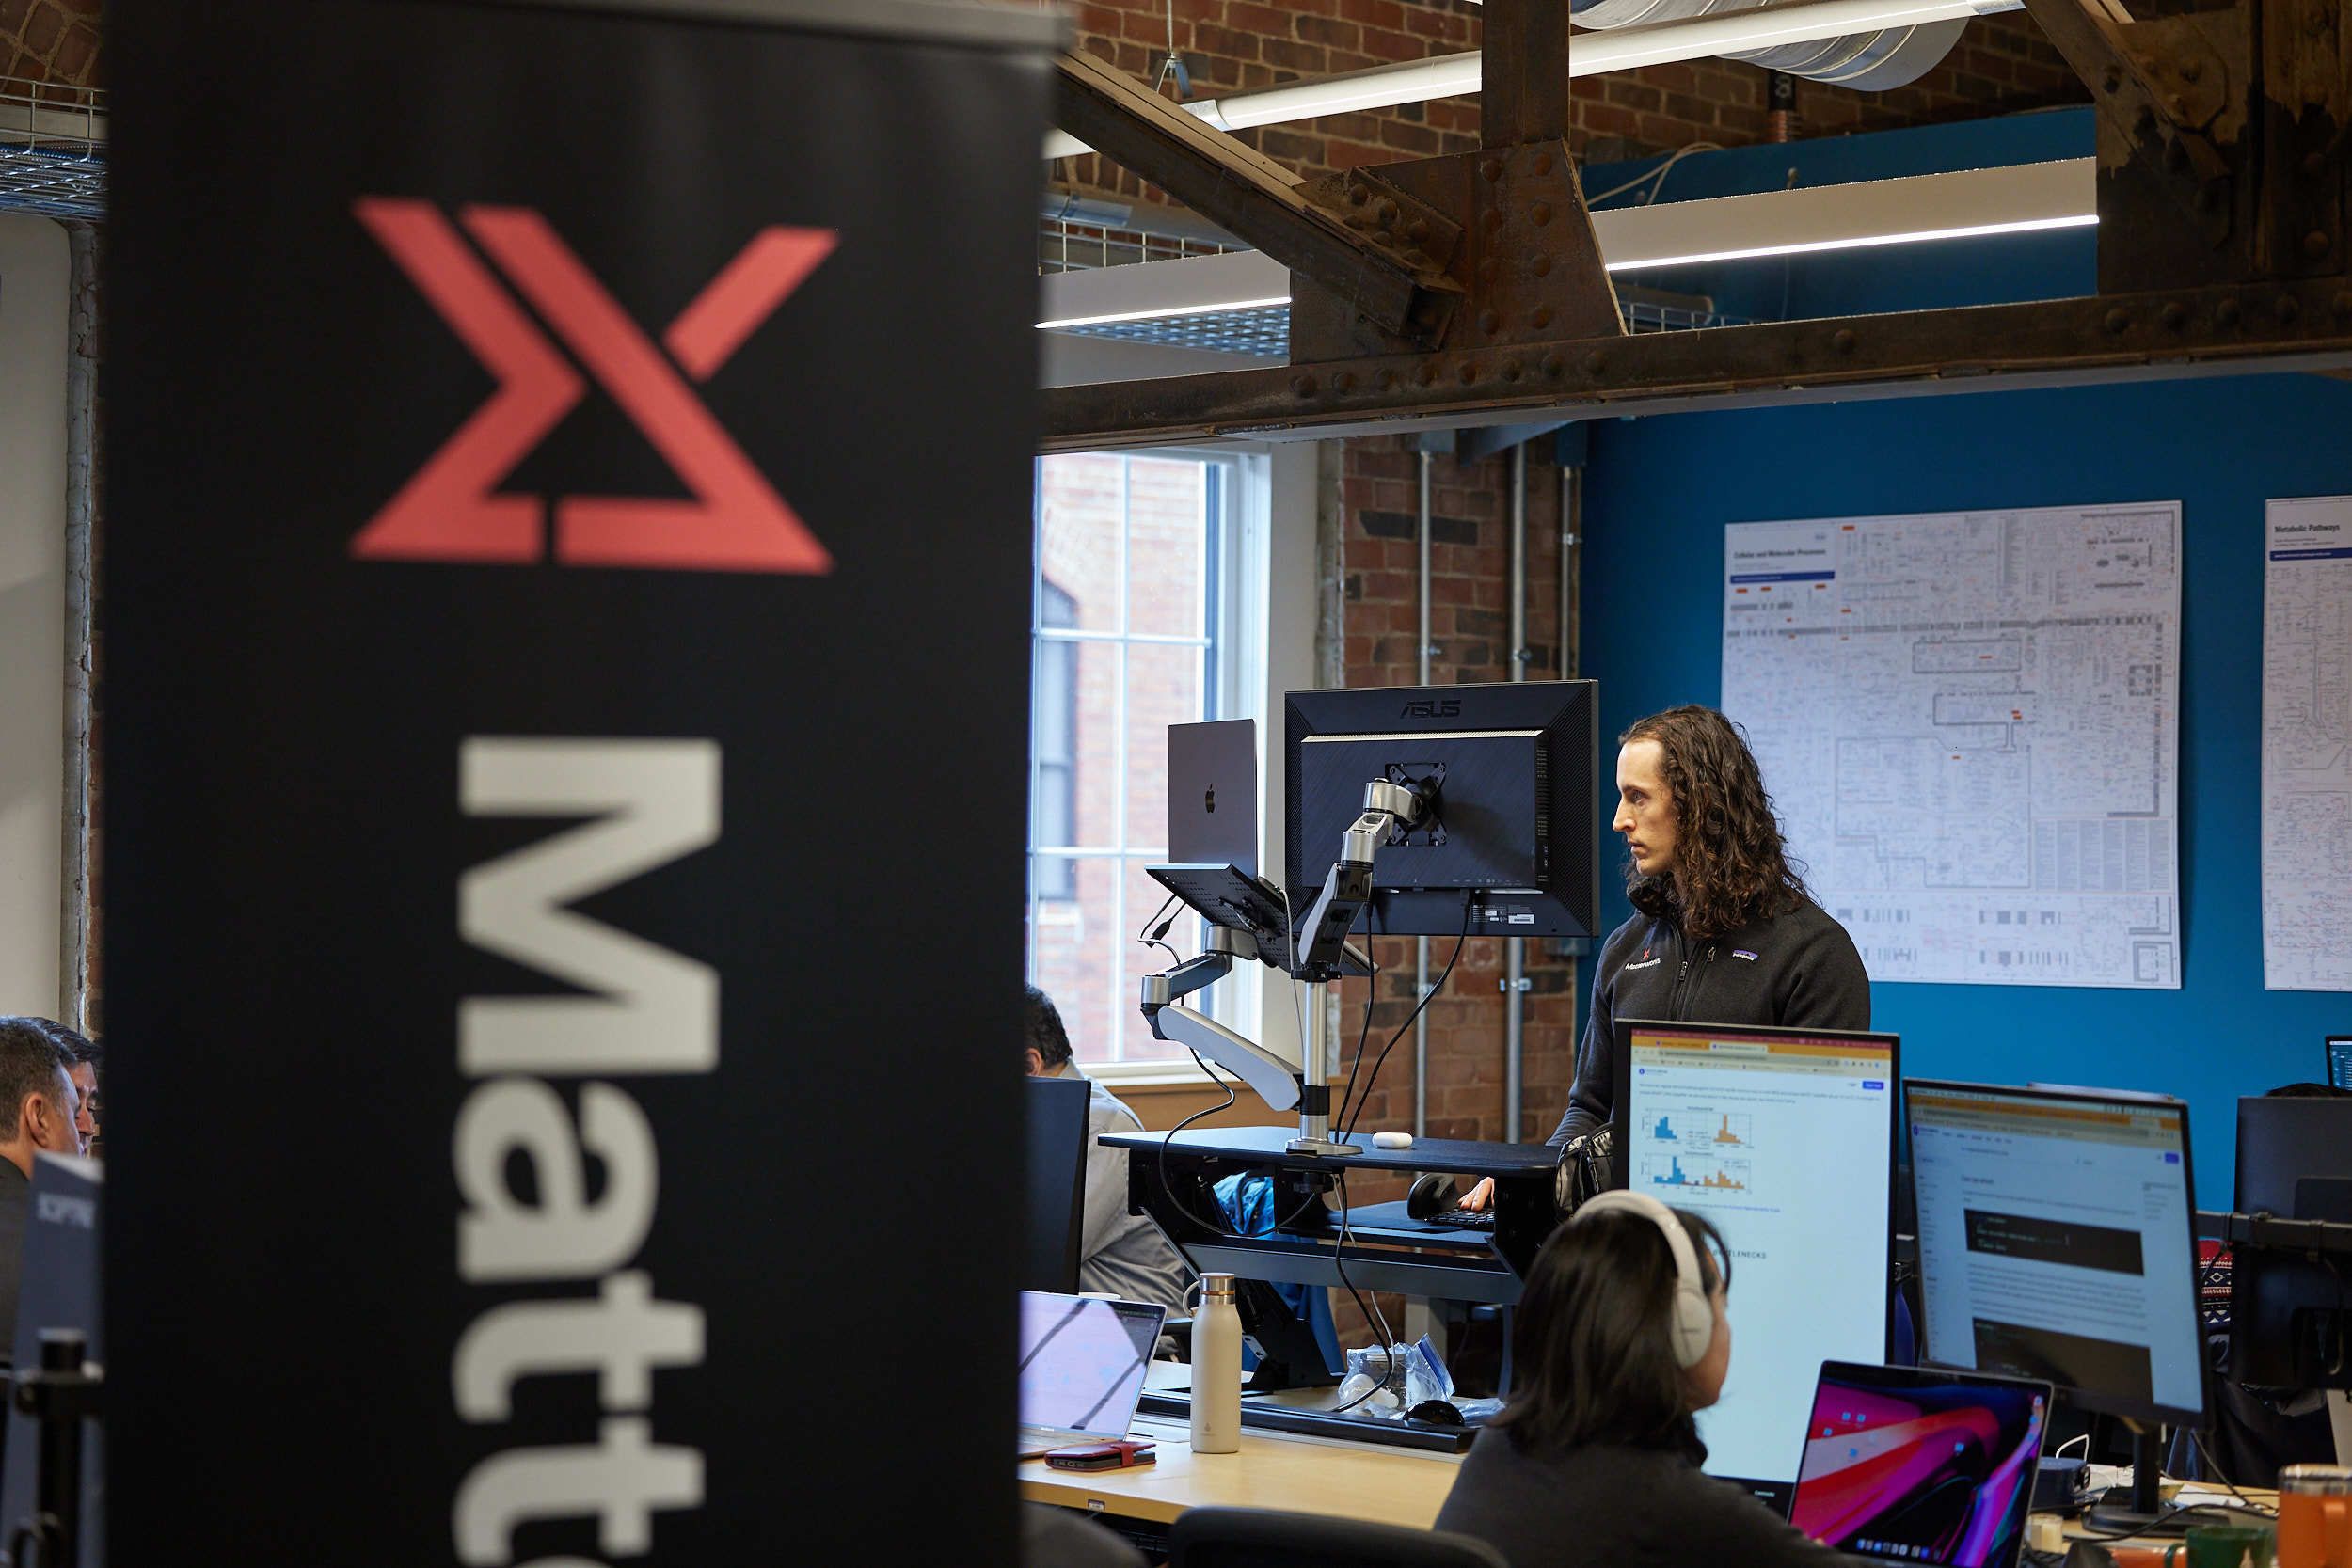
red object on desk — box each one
[1045,1440,1157,1471]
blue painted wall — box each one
[1567,115,2352,1190]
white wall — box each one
[1250,439,1322,1074]
[0,214,70,1019]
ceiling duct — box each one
[1565,0,1964,88]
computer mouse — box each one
[1406,1399,1466,1427]
[1406,1171,1458,1220]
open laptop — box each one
[1168,718,1258,873]
[1788,1361,2049,1568]
[1017,1291,1167,1459]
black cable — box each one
[1327,1169,1401,1416]
[1334,902,1382,1134]
[1342,891,1477,1147]
[1156,1050,1240,1240]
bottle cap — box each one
[1202,1272,1236,1298]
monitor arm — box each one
[1140,927,1303,1113]
[1295,778,1430,981]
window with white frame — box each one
[1028,451,1264,1071]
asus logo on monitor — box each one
[1400,699,1461,719]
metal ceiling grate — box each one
[0,76,105,221]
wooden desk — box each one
[1020,1413,1463,1528]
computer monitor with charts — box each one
[2328,1035,2351,1091]
[1906,1081,2203,1427]
[1615,1020,1899,1511]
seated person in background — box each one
[32,1021,99,1155]
[1025,985,1191,1313]
[0,1020,87,1358]
[1435,1191,1859,1568]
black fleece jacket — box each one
[1434,1424,1864,1568]
[1547,897,1870,1147]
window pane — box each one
[1037,455,1122,633]
[1068,639,1120,851]
[1028,855,1115,1063]
[1120,855,1196,1065]
[1125,640,1203,856]
[1125,456,1210,637]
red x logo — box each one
[352,199,835,573]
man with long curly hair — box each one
[1462,706,1868,1208]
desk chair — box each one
[1168,1507,1508,1568]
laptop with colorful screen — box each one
[1788,1361,2049,1568]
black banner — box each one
[107,2,1051,1560]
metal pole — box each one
[59,225,96,1031]
[1415,451,1433,1139]
[1504,443,1528,1140]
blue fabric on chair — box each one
[1213,1174,1343,1375]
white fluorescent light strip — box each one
[1606,211,2098,271]
[1037,295,1292,331]
[1042,0,2020,160]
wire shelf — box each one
[0,75,105,221]
[1044,289,1751,358]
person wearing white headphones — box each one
[1433,1192,1860,1568]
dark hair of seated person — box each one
[1488,1206,1731,1455]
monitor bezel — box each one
[1611,1017,1903,1510]
[1281,678,1601,941]
[1902,1076,2205,1428]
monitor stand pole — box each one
[2085,1425,2184,1536]
[1288,978,1359,1157]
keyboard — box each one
[1429,1207,1495,1231]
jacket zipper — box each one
[1668,930,1716,1021]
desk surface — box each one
[1020,1414,1464,1528]
[1100,1124,1560,1178]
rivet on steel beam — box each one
[2217,296,2243,325]
[1502,358,1524,382]
[1293,374,1318,398]
[1377,198,1401,227]
[1482,209,1504,233]
[1583,351,1607,375]
[1417,361,1439,386]
[1347,185,1370,206]
[1408,217,1432,243]
[1333,371,1356,393]
[1533,151,1554,176]
[1377,230,1400,246]
[2277,293,2302,323]
[1479,309,1502,334]
[1480,257,1502,283]
[2160,301,2185,329]
[1533,305,1553,328]
[1456,360,1479,385]
[2103,67,2122,93]
[1532,201,1554,227]
[1482,157,1504,182]
[2104,308,2131,334]
[1541,353,1565,378]
[1376,368,1398,390]
[2305,230,2332,259]
[1832,328,1857,355]
[1533,254,1555,277]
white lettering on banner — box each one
[458,737,720,1077]
[450,737,718,1565]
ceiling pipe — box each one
[1042,0,2017,161]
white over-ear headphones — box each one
[1571,1190,1716,1369]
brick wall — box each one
[0,0,100,86]
[1058,0,2086,199]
